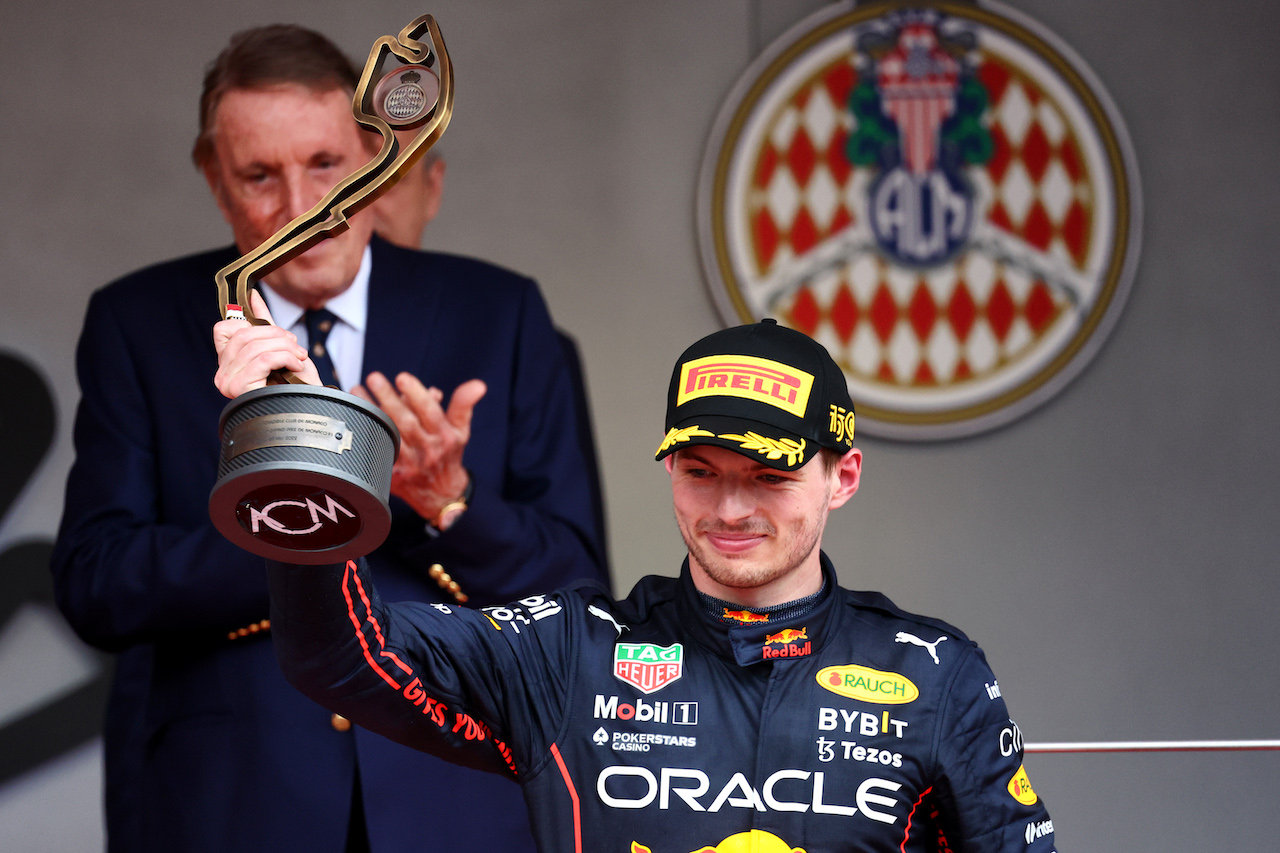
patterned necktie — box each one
[303,308,340,388]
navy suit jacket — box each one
[52,236,609,852]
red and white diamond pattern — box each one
[750,61,859,272]
[743,54,1095,389]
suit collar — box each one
[675,552,841,666]
[256,245,371,333]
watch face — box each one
[433,498,468,532]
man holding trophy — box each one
[52,23,607,853]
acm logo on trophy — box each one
[208,15,452,563]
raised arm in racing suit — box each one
[267,551,1056,853]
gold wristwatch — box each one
[427,468,473,535]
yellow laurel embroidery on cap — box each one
[718,432,806,466]
[656,425,715,456]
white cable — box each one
[1025,740,1280,753]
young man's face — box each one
[667,444,860,606]
[202,84,378,309]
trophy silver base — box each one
[209,385,400,564]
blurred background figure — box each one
[372,135,445,250]
[370,139,608,561]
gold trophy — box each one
[209,15,452,563]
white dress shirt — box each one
[259,246,372,394]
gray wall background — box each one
[1,0,1277,849]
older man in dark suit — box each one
[52,24,607,853]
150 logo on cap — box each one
[828,404,855,447]
[677,355,813,417]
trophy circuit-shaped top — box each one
[215,13,454,357]
[209,15,453,564]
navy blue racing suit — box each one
[267,553,1056,852]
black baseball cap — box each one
[655,319,856,471]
